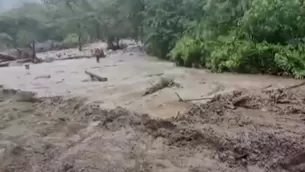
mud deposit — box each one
[0,87,305,172]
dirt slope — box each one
[0,86,305,172]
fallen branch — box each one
[0,61,10,67]
[175,92,184,102]
[146,73,164,77]
[175,92,213,102]
[184,97,214,102]
[143,78,180,96]
[16,58,33,64]
[0,53,16,61]
[192,103,205,113]
[262,82,305,94]
[261,84,272,90]
[284,81,305,90]
[174,92,210,113]
[85,70,108,82]
[58,55,93,61]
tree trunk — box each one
[32,41,36,59]
[14,48,22,59]
[106,36,114,50]
[77,23,82,51]
[115,38,120,48]
[95,22,101,40]
[78,35,82,51]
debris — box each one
[143,78,181,96]
[81,79,90,82]
[85,70,108,82]
[104,64,117,67]
[34,75,51,80]
[56,79,65,84]
[17,58,33,64]
[57,55,93,61]
[0,53,16,61]
[261,84,272,90]
[191,103,205,113]
[146,73,164,77]
[232,96,249,106]
[0,58,39,68]
[279,151,305,170]
[0,87,305,172]
[55,70,65,73]
[175,92,184,102]
[174,92,213,102]
[0,61,10,67]
[285,81,305,90]
[91,66,101,69]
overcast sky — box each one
[0,0,41,12]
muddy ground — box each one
[1,86,305,172]
[1,44,305,172]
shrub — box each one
[208,37,305,78]
[62,33,79,48]
[241,0,305,44]
[275,45,305,78]
[221,41,281,74]
[170,33,305,78]
[170,36,211,67]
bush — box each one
[170,33,305,78]
[62,33,79,48]
[145,31,178,59]
[213,39,281,74]
[275,45,305,78]
[170,36,200,67]
[241,0,305,44]
[170,36,212,67]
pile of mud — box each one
[0,87,304,172]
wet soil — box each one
[1,86,305,172]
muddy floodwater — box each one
[0,44,305,172]
[0,44,300,118]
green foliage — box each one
[0,32,13,45]
[207,38,281,74]
[170,34,305,78]
[1,0,305,78]
[0,32,13,50]
[142,0,202,59]
[0,0,136,49]
[167,0,305,78]
[241,0,305,44]
[170,36,209,67]
[275,45,305,78]
[62,33,79,47]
